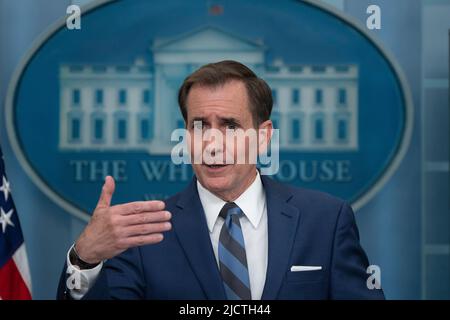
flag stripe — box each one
[12,244,32,292]
[0,258,32,300]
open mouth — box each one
[204,164,230,170]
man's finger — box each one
[96,176,115,208]
[124,233,165,247]
[114,200,165,215]
[121,211,171,226]
[123,222,172,237]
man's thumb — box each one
[97,175,115,208]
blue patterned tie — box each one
[218,202,251,300]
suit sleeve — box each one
[57,247,146,300]
[329,202,385,300]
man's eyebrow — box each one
[220,117,241,126]
[191,117,206,123]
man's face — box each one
[185,80,262,201]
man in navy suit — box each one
[58,60,384,300]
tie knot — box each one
[219,202,243,219]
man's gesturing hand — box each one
[74,176,172,264]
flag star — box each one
[0,207,15,233]
[0,175,11,202]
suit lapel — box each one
[171,178,226,300]
[261,176,301,300]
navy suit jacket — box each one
[57,175,384,300]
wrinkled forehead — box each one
[186,80,252,120]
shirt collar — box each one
[197,170,266,232]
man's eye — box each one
[226,124,236,130]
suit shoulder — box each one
[267,177,347,216]
[163,191,183,210]
[292,185,345,209]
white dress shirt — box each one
[66,244,103,299]
[197,170,268,300]
[67,170,268,300]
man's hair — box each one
[177,60,273,126]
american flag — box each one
[0,147,31,299]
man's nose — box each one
[204,138,224,155]
[203,128,225,158]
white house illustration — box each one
[59,26,358,153]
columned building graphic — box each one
[59,58,153,151]
[59,26,358,153]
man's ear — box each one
[257,119,273,155]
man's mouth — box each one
[203,164,230,170]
